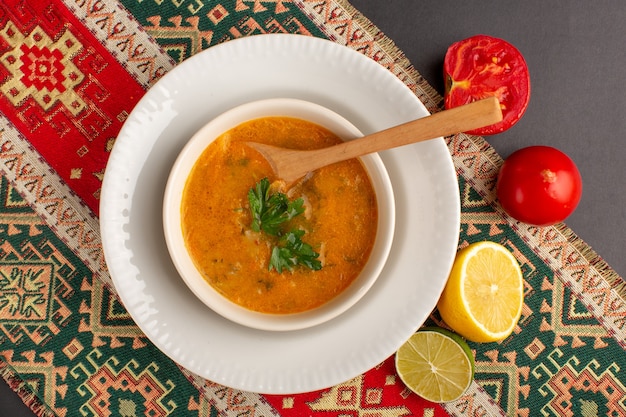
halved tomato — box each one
[444,34,530,135]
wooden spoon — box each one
[247,97,502,184]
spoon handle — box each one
[308,96,502,165]
[248,97,503,183]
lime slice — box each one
[395,327,474,403]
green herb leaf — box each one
[247,178,305,236]
[285,197,305,221]
[269,230,322,273]
[248,178,321,273]
[269,246,295,274]
[248,178,269,233]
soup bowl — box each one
[163,98,395,331]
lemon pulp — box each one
[437,241,524,343]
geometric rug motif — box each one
[264,357,450,416]
[120,0,326,64]
[0,175,87,350]
[438,175,626,417]
[0,176,218,416]
[0,0,147,213]
[79,0,626,415]
[1,0,626,416]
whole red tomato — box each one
[496,146,582,226]
[444,34,530,135]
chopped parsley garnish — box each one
[248,178,321,273]
[248,178,304,235]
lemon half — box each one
[437,241,524,343]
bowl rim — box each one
[162,98,395,331]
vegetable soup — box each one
[181,117,378,314]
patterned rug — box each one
[1,0,626,416]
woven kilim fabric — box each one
[1,0,625,416]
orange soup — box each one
[181,117,378,314]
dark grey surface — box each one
[0,377,35,417]
[3,1,626,415]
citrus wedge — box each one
[395,327,474,403]
[437,241,524,342]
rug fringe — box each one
[0,361,57,417]
[338,0,444,109]
[555,222,626,300]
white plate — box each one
[100,34,460,395]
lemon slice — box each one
[437,241,524,343]
[395,327,474,403]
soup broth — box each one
[181,117,378,314]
